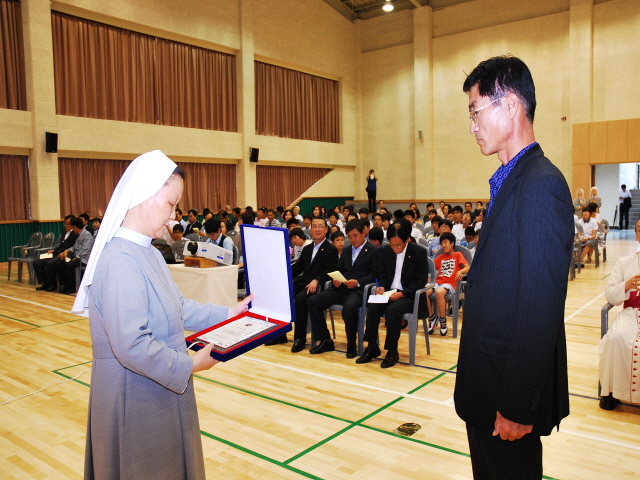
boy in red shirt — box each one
[426,232,470,335]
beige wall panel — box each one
[589,121,608,165]
[629,118,640,162]
[572,162,591,195]
[572,122,590,165]
[56,116,243,160]
[607,119,628,164]
[301,166,355,200]
[432,0,569,38]
[593,0,640,121]
[433,12,570,200]
[54,0,241,50]
[0,109,33,150]
[361,43,414,202]
[360,9,413,53]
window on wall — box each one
[0,154,30,220]
[255,61,339,143]
[51,11,237,131]
[0,0,27,111]
[256,165,331,210]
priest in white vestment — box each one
[599,219,640,410]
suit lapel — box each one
[474,145,543,260]
[351,241,371,269]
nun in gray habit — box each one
[73,150,253,480]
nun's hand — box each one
[228,293,254,319]
[191,342,219,373]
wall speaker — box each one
[249,147,259,163]
[45,132,58,153]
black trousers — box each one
[54,257,80,290]
[293,280,313,341]
[34,257,57,285]
[364,297,414,351]
[466,423,542,480]
[367,190,376,214]
[619,203,630,229]
[307,286,362,343]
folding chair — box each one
[8,232,43,282]
[19,232,55,285]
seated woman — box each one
[358,219,428,368]
[599,219,640,410]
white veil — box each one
[71,150,177,316]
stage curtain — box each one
[256,165,331,210]
[178,162,237,213]
[0,154,29,220]
[52,11,237,131]
[0,0,26,110]
[255,61,339,143]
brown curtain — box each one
[0,154,29,220]
[256,165,331,210]
[52,11,237,131]
[255,61,339,143]
[0,0,27,110]
[58,157,130,217]
[178,162,236,213]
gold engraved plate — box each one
[394,423,421,437]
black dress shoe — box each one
[58,285,68,293]
[346,343,357,359]
[36,284,50,291]
[291,339,306,353]
[599,393,619,411]
[355,345,381,364]
[264,334,288,346]
[381,350,399,368]
[45,284,57,292]
[309,339,335,354]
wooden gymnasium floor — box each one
[1,232,640,480]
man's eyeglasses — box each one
[469,93,508,123]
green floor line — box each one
[194,374,351,424]
[54,360,92,372]
[601,273,611,280]
[0,327,38,336]
[360,424,470,457]
[52,368,91,388]
[200,430,324,480]
[0,313,40,327]
[283,371,450,465]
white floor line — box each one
[240,355,451,406]
[560,429,640,451]
[0,293,81,316]
[564,291,605,323]
[241,356,640,452]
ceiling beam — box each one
[322,0,356,21]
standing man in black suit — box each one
[307,219,379,358]
[454,56,573,479]
[266,216,338,351]
[358,219,428,368]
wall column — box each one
[570,0,594,192]
[237,0,257,207]
[22,0,60,219]
[413,6,434,201]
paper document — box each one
[328,271,348,283]
[196,318,276,350]
[368,295,390,304]
[39,253,53,259]
[383,289,397,296]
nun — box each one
[73,150,253,479]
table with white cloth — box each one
[167,263,238,307]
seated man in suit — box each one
[266,217,338,352]
[307,219,379,358]
[35,215,78,292]
[184,209,202,236]
[358,219,429,368]
[54,216,95,294]
[78,213,94,236]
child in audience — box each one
[424,209,437,229]
[579,206,599,265]
[474,208,485,230]
[290,227,311,260]
[368,226,384,246]
[330,230,345,260]
[426,232,470,336]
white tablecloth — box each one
[167,264,238,307]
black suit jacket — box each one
[53,231,78,256]
[291,239,338,286]
[336,241,379,292]
[184,221,202,237]
[454,144,573,436]
[378,242,428,299]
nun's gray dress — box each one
[85,235,229,480]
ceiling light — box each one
[383,1,394,12]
